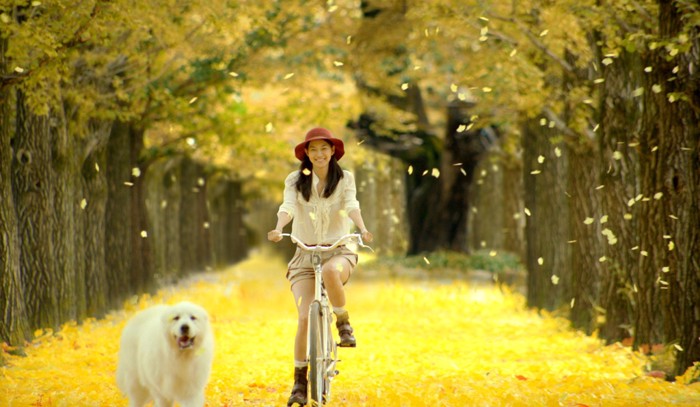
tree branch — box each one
[0,1,103,91]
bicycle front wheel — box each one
[308,301,325,406]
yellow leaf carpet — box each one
[2,252,699,406]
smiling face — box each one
[305,140,335,169]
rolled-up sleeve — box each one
[278,172,298,219]
[342,170,361,213]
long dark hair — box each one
[295,141,344,201]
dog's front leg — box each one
[177,392,205,407]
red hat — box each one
[294,127,345,161]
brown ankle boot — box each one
[287,366,308,406]
[335,312,356,347]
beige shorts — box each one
[286,245,358,287]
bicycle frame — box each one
[281,233,370,406]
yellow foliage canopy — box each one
[2,253,699,406]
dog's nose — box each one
[180,324,190,335]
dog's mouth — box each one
[177,335,195,349]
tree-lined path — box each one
[2,252,699,406]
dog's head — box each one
[164,301,210,351]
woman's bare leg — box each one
[291,279,315,362]
[321,256,352,308]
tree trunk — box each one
[522,119,570,310]
[355,153,408,255]
[105,121,154,307]
[81,122,110,318]
[568,146,601,334]
[210,177,248,266]
[644,0,700,377]
[179,158,211,274]
[501,160,524,258]
[50,103,82,323]
[598,48,642,344]
[12,91,59,331]
[0,56,29,344]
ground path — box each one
[2,250,699,406]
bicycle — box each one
[280,233,372,406]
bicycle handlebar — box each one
[280,233,373,252]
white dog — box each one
[116,301,214,407]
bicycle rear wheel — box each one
[308,301,326,405]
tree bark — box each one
[81,122,110,318]
[50,103,82,323]
[644,0,700,376]
[179,158,211,274]
[568,146,601,334]
[0,48,29,343]
[522,119,570,310]
[12,91,59,331]
[105,121,154,307]
[598,48,642,344]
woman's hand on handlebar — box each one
[267,229,283,242]
[361,229,373,243]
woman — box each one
[267,127,373,407]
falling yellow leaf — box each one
[132,167,141,177]
[668,241,675,251]
[489,250,497,257]
[423,256,430,265]
[524,208,531,217]
[140,230,148,238]
[551,275,559,285]
[613,151,623,160]
[662,266,670,273]
[530,170,541,175]
[80,199,87,210]
[583,217,594,225]
[308,212,316,220]
[283,73,295,80]
[431,168,440,178]
[537,257,544,266]
[537,155,545,164]
[653,192,663,200]
[407,165,414,175]
[599,256,607,262]
[333,61,344,67]
[539,29,549,36]
[302,169,311,176]
[554,147,562,157]
[188,97,198,104]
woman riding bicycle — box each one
[267,127,373,407]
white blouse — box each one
[278,170,361,245]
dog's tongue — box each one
[178,336,194,349]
